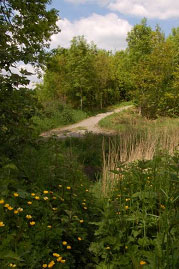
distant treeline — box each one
[36,19,179,118]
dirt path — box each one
[40,105,132,138]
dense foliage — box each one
[0,0,59,157]
[38,20,179,118]
[0,138,178,268]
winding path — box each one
[40,105,132,138]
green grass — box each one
[32,105,88,135]
[99,106,179,132]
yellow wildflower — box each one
[79,220,84,223]
[140,260,146,265]
[67,245,71,249]
[43,197,48,200]
[82,202,86,205]
[62,241,67,245]
[30,221,35,226]
[125,206,129,210]
[47,225,52,228]
[0,221,5,227]
[160,204,165,209]
[53,253,60,257]
[14,210,19,214]
[35,196,40,200]
[57,257,62,262]
[0,199,5,204]
[61,260,66,264]
[17,207,23,212]
[13,193,19,197]
[52,196,56,200]
[8,206,13,210]
[43,190,48,194]
[48,260,55,268]
[83,207,87,210]
[31,193,35,196]
[66,186,71,190]
[52,208,57,211]
[58,185,62,188]
[125,198,130,201]
[27,201,32,205]
[4,203,9,208]
[42,264,47,268]
[78,237,82,241]
[106,246,110,250]
[9,264,16,267]
[26,215,32,219]
[125,246,128,249]
[85,189,89,192]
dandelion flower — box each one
[14,210,19,214]
[4,203,9,208]
[31,193,35,196]
[42,264,47,268]
[43,190,48,194]
[26,215,32,219]
[61,260,66,264]
[79,220,84,223]
[83,207,87,210]
[67,245,71,249]
[47,225,52,228]
[30,221,35,226]
[78,237,82,241]
[0,221,5,227]
[43,197,48,200]
[35,196,40,200]
[66,186,71,190]
[160,204,165,209]
[53,253,60,257]
[8,206,13,210]
[62,241,67,245]
[125,206,129,210]
[48,260,55,268]
[27,201,32,205]
[13,193,19,197]
[140,260,146,265]
[57,257,62,262]
[0,199,4,204]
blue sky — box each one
[48,0,179,52]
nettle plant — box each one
[90,152,179,269]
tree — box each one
[126,18,152,63]
[66,36,97,110]
[0,0,59,157]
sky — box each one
[48,0,179,52]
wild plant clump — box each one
[91,152,179,268]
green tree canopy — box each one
[0,0,59,157]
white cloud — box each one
[64,0,179,19]
[108,0,179,19]
[50,13,132,51]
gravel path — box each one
[40,105,132,138]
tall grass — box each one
[101,109,179,195]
